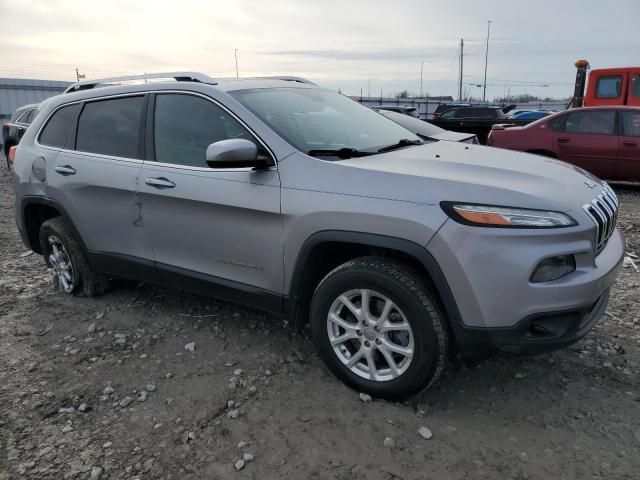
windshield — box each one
[230,87,421,154]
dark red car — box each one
[487,106,640,181]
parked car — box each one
[488,106,640,181]
[377,109,478,143]
[508,111,553,121]
[432,103,472,118]
[429,105,518,144]
[2,103,39,168]
[12,72,623,400]
[370,105,419,118]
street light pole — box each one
[420,62,424,98]
[482,20,492,103]
[234,49,239,78]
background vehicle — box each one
[509,110,552,121]
[2,103,39,167]
[370,105,419,118]
[429,105,520,144]
[571,60,640,108]
[488,106,640,181]
[12,72,623,400]
[377,108,479,143]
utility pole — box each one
[420,62,424,98]
[482,20,492,103]
[75,68,80,82]
[234,49,239,78]
[368,78,371,98]
[458,39,464,101]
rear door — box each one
[45,95,153,275]
[138,92,283,309]
[618,110,640,181]
[553,110,618,179]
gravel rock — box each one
[88,466,103,480]
[103,386,115,396]
[514,373,526,379]
[383,437,395,448]
[418,426,433,440]
[184,342,196,352]
[102,441,112,449]
[146,384,156,392]
[359,393,372,402]
[235,459,246,471]
[119,396,134,408]
[62,424,74,433]
[228,409,240,419]
[237,440,248,449]
[234,368,243,376]
[87,323,96,333]
[137,391,148,402]
[78,403,89,413]
[243,453,255,462]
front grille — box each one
[582,184,618,253]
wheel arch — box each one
[285,231,462,332]
[22,197,86,254]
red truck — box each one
[573,60,640,108]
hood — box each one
[318,141,605,213]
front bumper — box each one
[427,219,624,358]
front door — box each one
[554,109,618,180]
[618,109,640,181]
[138,92,283,310]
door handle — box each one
[145,177,176,189]
[622,141,637,147]
[54,165,76,176]
[557,138,570,144]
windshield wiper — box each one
[377,138,424,153]
[307,148,374,159]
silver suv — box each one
[12,72,624,399]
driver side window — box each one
[154,94,258,167]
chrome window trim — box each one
[34,89,277,173]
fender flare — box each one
[285,230,462,325]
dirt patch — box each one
[1,160,639,479]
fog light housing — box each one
[530,255,576,283]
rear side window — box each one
[621,111,640,137]
[564,111,616,135]
[39,104,82,148]
[547,115,566,132]
[595,75,622,99]
[25,109,38,124]
[76,96,144,158]
[16,109,32,123]
[153,93,257,167]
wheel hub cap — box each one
[47,235,75,293]
[326,289,415,382]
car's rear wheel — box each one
[310,257,448,400]
[38,217,107,296]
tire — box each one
[310,256,448,400]
[3,143,12,171]
[38,217,107,297]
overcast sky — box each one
[1,0,638,99]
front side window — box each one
[564,111,616,135]
[76,96,144,158]
[595,75,622,99]
[39,103,82,148]
[230,88,421,154]
[632,74,640,98]
[547,115,566,132]
[153,94,258,167]
[621,111,640,137]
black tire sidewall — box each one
[310,265,443,400]
[39,219,84,294]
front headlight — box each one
[441,202,577,228]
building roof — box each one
[0,77,71,117]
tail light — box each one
[8,145,17,167]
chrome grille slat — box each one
[582,184,618,253]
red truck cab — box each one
[585,67,640,107]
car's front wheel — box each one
[310,257,448,400]
[39,217,106,296]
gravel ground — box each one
[1,158,639,480]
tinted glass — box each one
[564,111,616,135]
[547,115,565,131]
[154,94,257,167]
[39,103,82,148]
[632,74,640,98]
[16,109,31,123]
[621,111,640,137]
[595,75,622,99]
[231,88,421,154]
[25,109,37,124]
[76,96,144,158]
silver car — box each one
[12,72,624,399]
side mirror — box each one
[205,139,263,168]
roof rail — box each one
[63,71,217,94]
[249,76,316,85]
